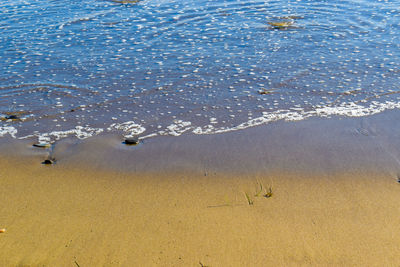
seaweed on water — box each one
[267,20,295,29]
[267,15,303,30]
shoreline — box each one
[1,111,400,265]
[2,109,400,175]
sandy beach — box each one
[2,112,400,266]
[2,0,400,265]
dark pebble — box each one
[5,115,19,120]
[42,159,54,165]
[33,143,51,148]
[124,137,139,145]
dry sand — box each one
[1,113,400,266]
[1,157,400,266]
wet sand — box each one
[2,111,400,266]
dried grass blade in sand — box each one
[245,192,254,205]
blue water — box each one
[1,0,400,142]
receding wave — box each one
[1,0,400,142]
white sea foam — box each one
[0,126,17,138]
[107,121,146,137]
[160,120,192,136]
[4,100,400,142]
[191,101,400,135]
[33,126,104,143]
[193,125,216,134]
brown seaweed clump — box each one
[267,15,303,30]
[268,20,295,29]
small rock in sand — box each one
[42,159,54,165]
[33,143,51,148]
[124,137,139,145]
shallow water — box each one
[1,0,400,142]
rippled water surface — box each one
[1,0,400,142]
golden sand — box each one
[0,153,400,266]
[2,113,400,266]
